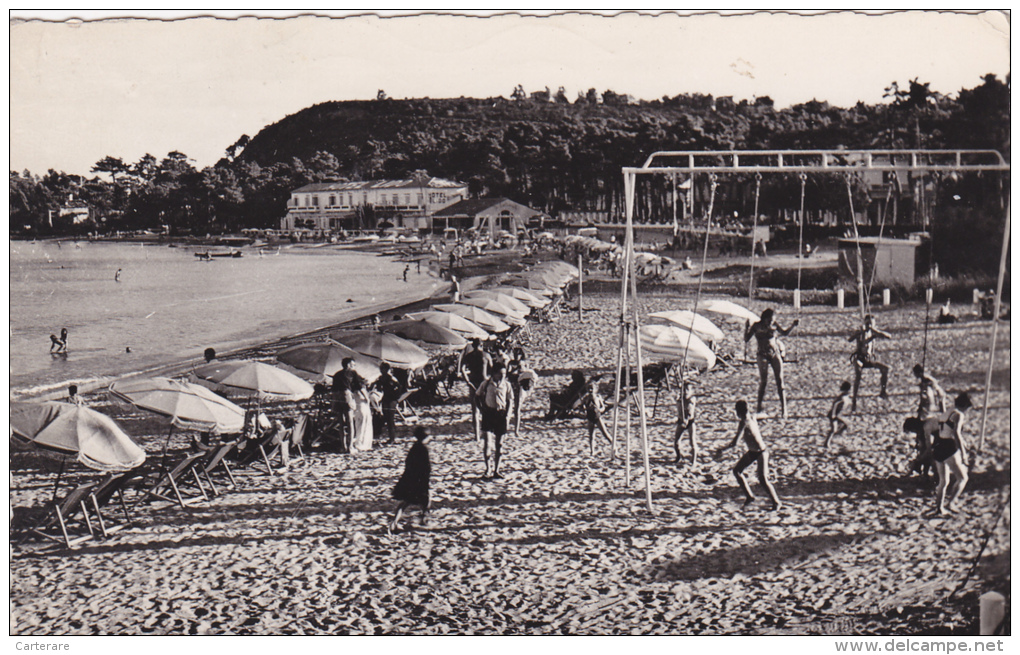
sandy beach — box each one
[9,279,1010,635]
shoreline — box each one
[18,281,453,403]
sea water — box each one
[9,241,439,396]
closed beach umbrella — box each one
[700,299,760,324]
[638,324,716,370]
[276,341,382,383]
[500,276,557,296]
[331,330,431,370]
[404,310,493,340]
[432,304,511,333]
[490,286,551,309]
[11,401,147,472]
[524,268,571,287]
[189,360,314,402]
[648,310,725,345]
[457,296,527,326]
[379,319,468,348]
[535,261,579,280]
[109,377,246,434]
[463,290,531,315]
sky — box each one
[9,10,1011,178]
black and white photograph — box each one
[8,10,1011,641]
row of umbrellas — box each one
[638,299,760,370]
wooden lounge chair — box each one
[26,481,100,549]
[88,470,144,537]
[199,438,242,497]
[141,451,210,508]
[289,414,309,462]
[236,425,289,475]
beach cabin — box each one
[837,236,924,287]
[430,198,540,240]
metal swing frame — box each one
[617,149,1010,512]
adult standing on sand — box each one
[373,362,404,445]
[848,314,892,412]
[459,339,492,442]
[744,308,799,418]
[332,357,363,452]
[476,362,513,479]
[718,400,782,511]
[932,393,973,516]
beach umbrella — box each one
[525,267,572,287]
[700,299,760,324]
[276,341,382,383]
[462,290,531,315]
[638,324,716,370]
[538,260,580,277]
[189,360,314,402]
[500,276,558,296]
[331,330,431,370]
[108,377,246,434]
[379,319,468,349]
[11,401,147,472]
[490,286,551,309]
[648,310,726,345]
[432,304,511,333]
[403,311,493,340]
[457,296,527,326]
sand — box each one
[9,288,1011,635]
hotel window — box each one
[363,193,369,204]
[404,194,411,205]
[312,195,319,206]
[329,195,336,206]
[417,194,424,205]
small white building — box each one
[280,177,468,232]
[430,198,541,239]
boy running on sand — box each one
[848,314,892,411]
[718,400,782,511]
[825,381,852,449]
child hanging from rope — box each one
[912,364,948,421]
[848,314,892,412]
[718,400,782,512]
[673,376,698,466]
[744,308,799,418]
[825,381,852,449]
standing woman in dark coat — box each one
[389,426,432,533]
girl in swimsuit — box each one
[744,308,799,418]
[933,393,972,516]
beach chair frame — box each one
[88,471,143,537]
[142,451,210,508]
[25,481,100,549]
[200,438,242,496]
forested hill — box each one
[238,80,1009,218]
[10,77,1010,238]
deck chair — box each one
[199,438,242,497]
[26,481,100,549]
[88,470,144,537]
[394,388,421,424]
[289,414,309,462]
[535,294,564,323]
[141,451,210,508]
[546,384,588,420]
[237,424,289,475]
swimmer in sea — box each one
[49,334,63,353]
[115,268,122,282]
[59,328,68,353]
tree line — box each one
[11,75,1010,263]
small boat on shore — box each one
[195,250,243,259]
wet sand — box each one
[9,287,1010,635]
